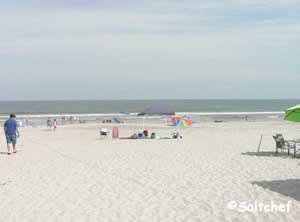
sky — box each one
[0,0,299,100]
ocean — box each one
[0,99,298,115]
[0,99,298,125]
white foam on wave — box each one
[0,113,139,119]
[178,111,284,116]
[0,111,285,119]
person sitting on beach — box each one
[4,114,20,155]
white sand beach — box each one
[0,122,300,222]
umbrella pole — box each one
[135,115,138,133]
[257,135,263,153]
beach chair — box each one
[172,132,183,139]
[100,128,109,138]
[273,135,296,157]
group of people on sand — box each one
[47,117,58,131]
[4,114,20,155]
[3,114,60,155]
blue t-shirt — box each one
[4,118,17,135]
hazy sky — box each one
[0,0,299,100]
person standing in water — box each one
[4,114,20,155]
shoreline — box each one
[0,111,285,119]
[0,111,286,128]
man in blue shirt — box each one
[4,114,20,155]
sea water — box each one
[0,99,298,125]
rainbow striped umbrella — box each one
[171,115,191,127]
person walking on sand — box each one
[4,114,20,155]
[47,117,52,130]
[53,119,57,131]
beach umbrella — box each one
[138,105,175,130]
[171,115,192,127]
[177,116,192,127]
[138,105,175,116]
[285,104,300,122]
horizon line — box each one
[0,98,300,102]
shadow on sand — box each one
[241,151,293,158]
[252,179,300,202]
[0,152,9,155]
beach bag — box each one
[150,133,156,139]
[143,130,149,137]
[112,127,119,139]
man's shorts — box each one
[6,134,17,145]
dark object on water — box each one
[120,111,130,114]
[138,105,175,116]
[214,120,224,123]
